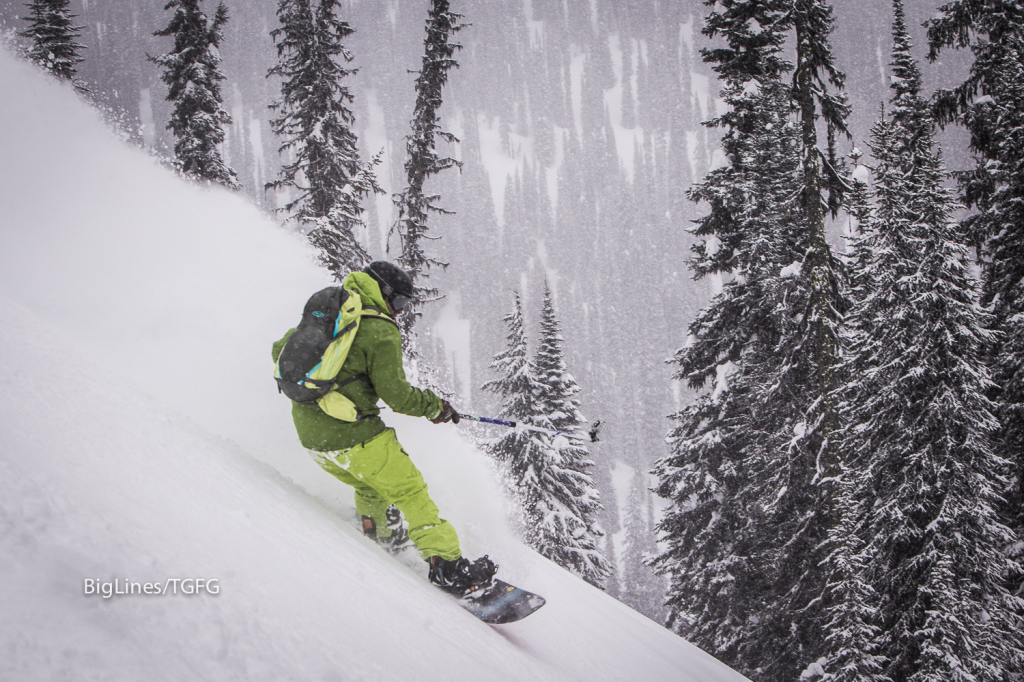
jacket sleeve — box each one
[366,322,443,419]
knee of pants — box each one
[311,430,458,556]
[312,431,435,514]
[353,487,390,522]
[341,430,426,495]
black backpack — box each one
[274,286,354,401]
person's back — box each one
[275,268,440,451]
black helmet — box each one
[363,261,415,312]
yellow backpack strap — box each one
[312,293,402,422]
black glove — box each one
[430,400,460,424]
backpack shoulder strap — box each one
[359,304,399,329]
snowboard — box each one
[456,579,546,624]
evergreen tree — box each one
[529,284,610,588]
[267,0,360,221]
[819,151,886,682]
[150,0,239,189]
[391,0,465,343]
[724,5,850,679]
[651,73,804,676]
[926,0,1024,609]
[830,4,1024,678]
[483,292,533,427]
[19,0,85,87]
[651,2,851,678]
[306,150,382,281]
[819,456,886,682]
[843,148,876,293]
[485,288,609,588]
[483,291,539,530]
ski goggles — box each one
[390,292,414,312]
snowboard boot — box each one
[428,555,498,597]
[383,505,412,552]
[360,507,413,555]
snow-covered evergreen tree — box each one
[528,284,609,588]
[819,457,886,682]
[482,291,538,530]
[722,5,851,679]
[652,2,852,678]
[927,0,1024,609]
[485,288,609,588]
[267,0,360,221]
[306,150,383,281]
[652,74,804,676]
[818,151,886,682]
[843,148,875,293]
[19,0,85,88]
[483,292,533,428]
[830,4,1024,679]
[391,0,465,343]
[150,0,239,189]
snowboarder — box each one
[272,261,497,597]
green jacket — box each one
[272,272,443,452]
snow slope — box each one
[0,48,748,682]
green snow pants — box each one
[311,428,461,561]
